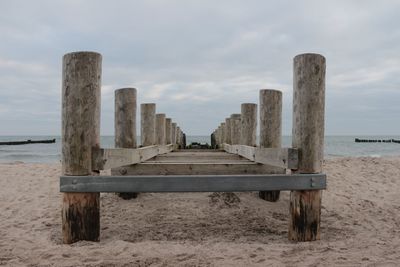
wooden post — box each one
[115,88,138,200]
[156,114,166,145]
[182,133,186,148]
[165,118,172,144]
[211,131,216,148]
[221,122,226,145]
[171,122,177,144]
[259,89,282,202]
[62,51,101,244]
[225,118,232,144]
[289,53,325,241]
[240,103,257,146]
[141,103,156,147]
[176,126,181,148]
[230,114,241,145]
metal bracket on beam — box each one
[60,173,326,193]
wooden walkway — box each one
[112,149,284,176]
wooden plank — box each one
[92,144,174,170]
[60,173,327,193]
[223,144,298,169]
[112,161,284,175]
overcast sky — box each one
[0,0,399,136]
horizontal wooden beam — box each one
[92,144,174,170]
[60,173,326,193]
[223,144,298,169]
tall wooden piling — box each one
[259,89,282,202]
[225,118,232,144]
[230,114,241,145]
[115,88,138,200]
[289,53,325,241]
[221,122,226,145]
[176,126,181,148]
[211,131,216,148]
[240,103,257,146]
[172,122,177,144]
[155,113,166,145]
[141,103,156,146]
[165,118,172,144]
[62,51,101,244]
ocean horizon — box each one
[0,135,399,163]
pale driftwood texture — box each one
[92,145,174,170]
[114,88,138,199]
[259,89,283,202]
[176,127,181,147]
[165,118,172,144]
[289,53,326,242]
[171,122,177,144]
[140,103,156,147]
[115,88,137,148]
[240,103,257,146]
[230,114,241,145]
[155,113,166,145]
[61,51,101,244]
[223,144,298,169]
[225,118,232,144]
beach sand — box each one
[0,157,399,266]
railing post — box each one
[230,114,241,145]
[141,103,156,146]
[155,113,166,145]
[240,103,257,146]
[61,51,101,244]
[165,118,172,144]
[115,88,138,199]
[258,89,283,202]
[289,53,325,241]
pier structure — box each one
[60,51,327,244]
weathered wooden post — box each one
[221,122,226,146]
[141,103,156,146]
[176,126,181,148]
[240,103,257,146]
[165,118,172,144]
[171,122,177,145]
[230,114,241,145]
[155,113,166,145]
[289,53,325,241]
[259,89,282,202]
[62,51,101,244]
[182,133,187,148]
[225,118,232,144]
[115,88,138,199]
[211,131,216,148]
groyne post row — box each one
[211,53,326,241]
[61,52,186,244]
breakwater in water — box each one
[355,138,400,144]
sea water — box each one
[0,135,399,163]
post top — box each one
[115,88,137,94]
[260,89,282,95]
[294,53,326,62]
[63,51,102,59]
[141,103,156,106]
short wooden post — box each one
[115,88,138,200]
[62,51,101,244]
[221,122,226,145]
[176,126,181,148]
[171,122,177,144]
[240,103,257,146]
[230,114,241,145]
[182,133,186,148]
[141,103,156,146]
[258,89,282,202]
[225,118,232,144]
[165,118,172,144]
[155,113,166,145]
[211,131,216,148]
[289,53,326,241]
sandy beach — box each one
[0,157,399,266]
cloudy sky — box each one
[0,0,399,136]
